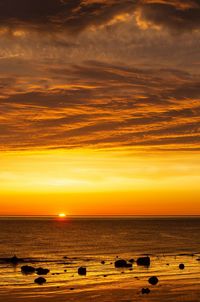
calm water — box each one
[0,217,200,294]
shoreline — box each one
[0,277,200,302]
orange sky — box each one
[0,149,200,215]
[0,0,199,215]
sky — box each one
[0,0,200,216]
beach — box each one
[0,217,200,301]
[0,273,200,302]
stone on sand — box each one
[179,263,185,270]
[34,277,46,285]
[114,259,132,268]
[78,267,87,275]
[136,256,150,267]
[142,288,150,294]
[21,265,35,274]
[36,267,50,275]
[148,276,159,285]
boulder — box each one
[34,277,46,285]
[78,267,87,276]
[114,259,132,268]
[6,255,21,265]
[128,258,135,264]
[136,256,150,267]
[179,263,185,270]
[148,276,158,285]
[11,255,20,264]
[36,267,50,275]
[21,265,35,274]
[141,288,150,294]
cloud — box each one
[136,1,200,33]
[0,61,199,151]
[0,0,136,34]
[0,0,199,36]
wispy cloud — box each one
[0,61,199,151]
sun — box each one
[58,213,66,218]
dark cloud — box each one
[0,0,135,33]
[138,1,200,33]
[0,0,199,34]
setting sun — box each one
[58,213,66,218]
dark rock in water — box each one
[114,259,132,268]
[10,255,20,264]
[128,258,135,264]
[78,267,87,276]
[70,288,75,290]
[101,260,105,265]
[36,267,50,275]
[148,276,158,285]
[142,288,150,294]
[34,277,46,285]
[63,256,68,259]
[64,269,67,272]
[3,255,22,265]
[137,256,150,267]
[179,263,185,270]
[21,265,35,274]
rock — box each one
[21,265,35,274]
[114,259,132,268]
[179,263,185,270]
[10,255,20,264]
[142,288,150,294]
[4,255,22,265]
[34,277,46,285]
[128,258,135,264]
[148,276,159,285]
[136,256,150,267]
[101,260,105,265]
[78,267,87,276]
[36,267,50,275]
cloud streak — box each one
[0,61,199,151]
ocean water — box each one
[0,217,200,297]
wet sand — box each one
[0,277,200,302]
[0,253,200,301]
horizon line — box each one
[0,214,200,218]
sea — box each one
[0,216,200,300]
